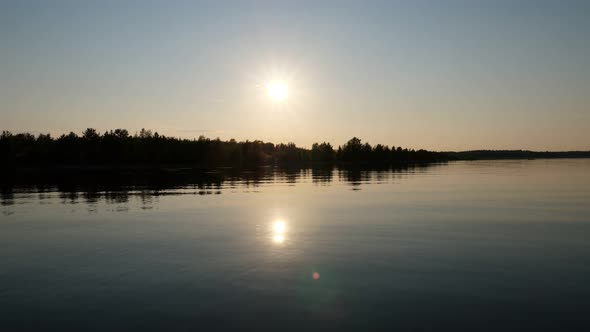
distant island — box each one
[1,129,589,169]
[447,150,590,160]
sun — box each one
[266,81,288,102]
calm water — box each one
[1,160,590,331]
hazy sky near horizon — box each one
[1,0,589,151]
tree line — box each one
[0,128,448,166]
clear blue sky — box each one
[1,0,589,150]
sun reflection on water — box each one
[271,219,287,244]
[273,234,285,243]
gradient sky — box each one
[1,0,589,151]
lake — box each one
[1,159,590,331]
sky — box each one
[1,0,589,151]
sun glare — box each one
[271,219,287,244]
[267,81,288,102]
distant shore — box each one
[447,150,590,160]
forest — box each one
[0,128,448,166]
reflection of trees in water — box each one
[337,163,443,188]
[139,191,155,209]
[1,188,14,206]
[59,190,80,205]
[82,190,101,204]
[311,166,334,184]
[0,163,443,208]
[274,167,303,184]
[104,191,130,205]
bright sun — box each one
[267,81,288,102]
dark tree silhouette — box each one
[311,142,335,162]
[1,129,451,167]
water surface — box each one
[1,160,590,331]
